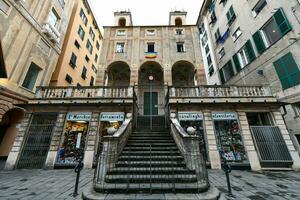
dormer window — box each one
[176,29,184,35]
[118,18,126,27]
[175,17,182,26]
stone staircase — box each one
[97,116,204,193]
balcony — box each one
[31,86,134,104]
[168,85,277,104]
[42,23,61,44]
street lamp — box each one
[149,75,153,130]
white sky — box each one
[90,0,203,28]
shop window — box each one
[65,74,72,84]
[226,6,236,26]
[69,53,77,68]
[253,8,292,54]
[176,42,185,52]
[246,112,274,126]
[78,25,85,41]
[80,8,88,26]
[175,17,182,26]
[116,43,125,53]
[176,28,184,35]
[117,30,126,36]
[89,27,95,41]
[74,40,80,49]
[81,66,87,80]
[212,112,247,162]
[232,27,242,42]
[252,0,267,18]
[147,42,155,53]
[22,62,41,91]
[219,60,234,84]
[86,39,93,54]
[48,8,60,28]
[90,76,94,86]
[273,52,300,90]
[56,120,89,165]
[0,0,10,15]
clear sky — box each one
[89,0,203,28]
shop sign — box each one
[100,112,125,122]
[66,112,92,121]
[212,112,237,120]
[178,112,203,121]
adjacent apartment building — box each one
[50,0,102,87]
[197,0,300,153]
[0,0,74,166]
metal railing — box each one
[169,85,273,98]
[35,86,134,99]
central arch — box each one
[172,60,196,87]
[106,61,131,86]
[138,61,164,116]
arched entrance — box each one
[172,60,196,86]
[0,108,24,169]
[106,61,131,86]
[138,61,164,116]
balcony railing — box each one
[42,23,61,44]
[35,86,133,99]
[169,85,273,98]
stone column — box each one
[237,111,261,171]
[45,112,67,169]
[203,111,221,169]
[130,64,138,85]
[5,112,32,170]
[83,112,100,169]
[163,63,172,85]
[273,110,300,170]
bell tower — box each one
[114,10,133,26]
[169,11,187,26]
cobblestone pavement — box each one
[0,169,300,200]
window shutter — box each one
[245,40,256,62]
[274,8,292,36]
[273,52,300,90]
[253,31,266,54]
[233,54,241,72]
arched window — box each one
[118,18,126,27]
[175,17,182,26]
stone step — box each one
[129,135,171,139]
[127,139,174,143]
[106,168,195,175]
[117,155,184,162]
[122,146,178,151]
[105,174,197,184]
[132,132,169,135]
[115,161,186,168]
[126,143,176,147]
[121,151,180,156]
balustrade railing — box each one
[35,86,134,99]
[169,85,273,98]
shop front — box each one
[55,112,91,168]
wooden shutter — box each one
[245,40,256,62]
[273,52,300,90]
[233,54,241,72]
[253,31,266,54]
[274,8,292,36]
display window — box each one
[178,112,208,161]
[212,112,247,162]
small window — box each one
[0,0,10,14]
[78,25,85,40]
[74,40,80,49]
[207,54,212,66]
[246,112,274,126]
[293,104,300,117]
[219,60,234,84]
[95,54,98,63]
[226,6,236,26]
[58,0,65,9]
[81,66,87,80]
[118,18,126,27]
[116,43,125,53]
[252,0,267,17]
[176,42,185,52]
[85,55,90,62]
[22,63,41,91]
[69,53,77,68]
[232,27,242,41]
[208,66,215,76]
[89,27,95,41]
[92,64,97,73]
[90,76,94,86]
[214,29,221,43]
[86,39,93,54]
[147,43,155,53]
[218,47,225,59]
[176,29,184,35]
[65,74,73,84]
[210,11,217,25]
[80,8,88,26]
[175,17,182,26]
[96,41,100,50]
[201,32,208,46]
[117,30,126,36]
[205,45,210,54]
[48,8,60,28]
[146,30,156,36]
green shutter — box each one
[253,31,266,54]
[274,8,292,36]
[233,54,241,72]
[245,40,256,62]
[273,52,300,90]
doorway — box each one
[144,92,158,116]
